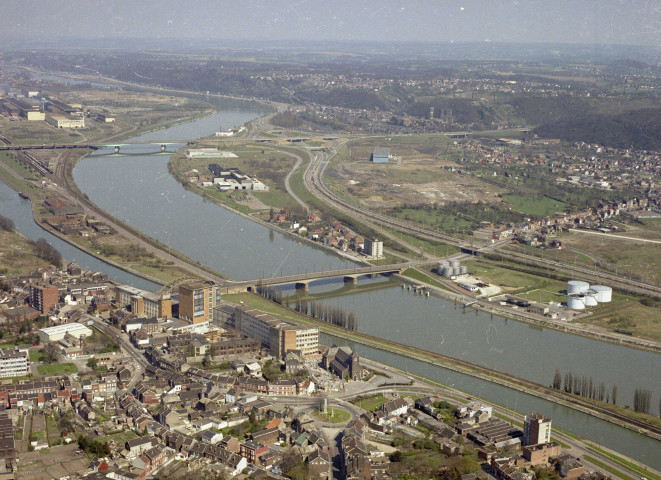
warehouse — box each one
[371,147,390,163]
[38,323,93,343]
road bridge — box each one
[220,263,413,293]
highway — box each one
[301,145,661,299]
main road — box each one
[300,142,661,299]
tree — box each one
[552,369,562,390]
[42,342,60,363]
[0,215,14,232]
[87,357,98,370]
[633,388,652,414]
[202,352,212,368]
[612,384,618,405]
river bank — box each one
[225,291,661,442]
[400,267,661,354]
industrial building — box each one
[115,285,172,318]
[215,303,319,358]
[37,323,93,343]
[371,147,390,163]
[523,412,552,446]
[179,282,221,325]
[45,114,85,128]
[0,348,29,378]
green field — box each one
[37,363,78,375]
[352,394,388,412]
[503,194,568,217]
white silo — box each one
[591,285,612,302]
[584,291,598,307]
[567,280,590,295]
[449,260,460,268]
[567,295,586,310]
[459,266,468,275]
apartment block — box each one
[523,412,552,446]
[29,284,59,313]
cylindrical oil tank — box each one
[453,267,462,276]
[459,266,468,275]
[449,260,460,268]
[442,267,452,277]
[567,295,586,310]
[591,285,612,302]
[584,291,598,307]
[567,280,590,295]
[438,261,449,269]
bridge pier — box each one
[114,146,120,154]
[161,144,167,152]
[344,275,358,285]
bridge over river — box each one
[219,262,419,293]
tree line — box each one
[32,238,62,266]
[552,368,657,416]
[257,286,358,331]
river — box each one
[1,71,658,464]
[74,107,354,281]
[274,278,661,411]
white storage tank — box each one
[453,267,462,276]
[449,260,460,268]
[584,291,598,307]
[567,280,590,295]
[442,267,452,278]
[591,285,612,302]
[459,266,468,275]
[567,295,586,310]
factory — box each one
[566,281,612,310]
[38,323,93,343]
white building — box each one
[38,323,93,342]
[45,114,85,128]
[0,348,29,378]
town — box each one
[0,262,625,480]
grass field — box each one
[464,260,566,295]
[352,394,388,412]
[37,363,78,375]
[402,267,451,291]
[557,230,661,284]
[311,408,351,423]
[502,194,568,217]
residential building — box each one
[29,284,59,313]
[524,412,552,446]
[364,237,383,258]
[179,282,220,324]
